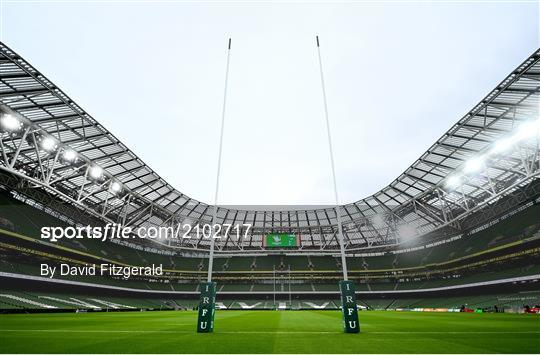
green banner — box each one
[196,281,216,333]
[339,280,360,333]
[265,233,297,248]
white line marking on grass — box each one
[1,330,539,334]
[364,331,540,334]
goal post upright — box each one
[197,38,232,333]
[315,35,360,333]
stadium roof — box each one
[0,41,539,252]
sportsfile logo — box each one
[40,223,252,242]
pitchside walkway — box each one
[1,290,538,312]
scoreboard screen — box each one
[264,233,298,248]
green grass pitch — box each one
[0,310,538,353]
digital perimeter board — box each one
[264,233,299,248]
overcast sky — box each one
[2,1,538,205]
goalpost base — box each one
[339,280,360,333]
[196,281,216,333]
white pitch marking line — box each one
[0,330,539,334]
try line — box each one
[0,330,539,334]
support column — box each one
[197,281,216,333]
[339,280,360,333]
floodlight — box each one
[490,119,540,155]
[445,175,462,189]
[463,156,485,174]
[533,118,540,137]
[62,149,77,162]
[515,119,540,141]
[40,136,57,152]
[491,138,513,154]
[89,165,104,179]
[110,181,122,194]
[0,114,22,132]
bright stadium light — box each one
[489,119,540,156]
[62,149,77,162]
[491,137,513,155]
[463,156,485,174]
[515,119,540,141]
[0,113,22,132]
[446,175,462,189]
[110,181,122,194]
[89,165,104,180]
[40,136,57,152]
